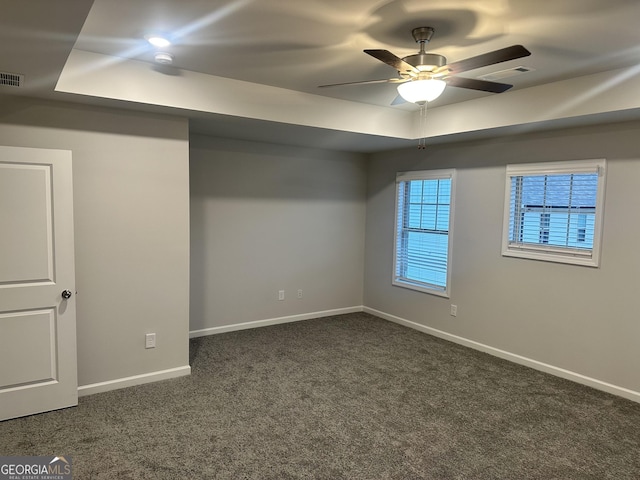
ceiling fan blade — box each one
[390,95,406,106]
[446,76,513,93]
[435,45,531,75]
[318,78,405,88]
[364,49,419,75]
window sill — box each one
[502,248,599,267]
[392,279,450,298]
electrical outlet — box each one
[297,289,303,299]
[145,333,156,349]
[278,290,285,301]
[450,305,457,317]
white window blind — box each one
[393,170,455,296]
[502,159,606,267]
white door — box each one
[0,146,77,421]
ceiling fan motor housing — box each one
[402,53,447,73]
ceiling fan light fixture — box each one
[397,79,446,104]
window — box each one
[393,169,455,296]
[502,159,606,267]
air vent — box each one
[477,66,534,82]
[0,71,24,88]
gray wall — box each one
[364,121,640,393]
[190,134,366,331]
[3,94,638,399]
[0,97,191,387]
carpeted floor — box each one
[1,312,639,479]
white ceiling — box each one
[2,0,640,152]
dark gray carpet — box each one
[2,313,639,479]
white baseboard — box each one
[364,306,640,404]
[82,308,640,404]
[189,306,364,338]
[78,365,191,397]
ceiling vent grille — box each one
[477,66,534,82]
[0,71,24,88]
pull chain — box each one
[418,102,428,150]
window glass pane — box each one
[408,204,422,229]
[521,176,546,205]
[544,175,571,206]
[437,179,451,203]
[405,231,448,287]
[422,180,438,204]
[436,205,450,231]
[421,204,437,230]
[408,180,422,203]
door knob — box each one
[61,289,73,299]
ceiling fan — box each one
[320,27,531,105]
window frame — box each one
[392,169,456,297]
[501,159,606,267]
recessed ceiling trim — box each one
[56,49,416,140]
